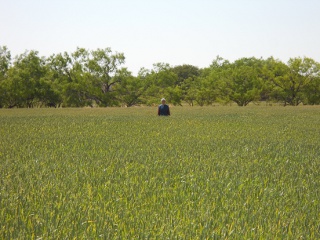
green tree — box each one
[216,58,263,106]
[47,50,87,107]
[71,47,126,107]
[259,57,285,103]
[0,46,12,108]
[38,77,62,107]
[171,64,200,86]
[180,77,195,106]
[141,63,178,105]
[270,57,319,106]
[204,56,231,105]
[172,64,200,104]
[193,76,217,106]
[0,46,11,80]
[303,76,320,104]
[45,47,126,107]
[113,68,144,107]
[87,48,125,94]
[302,61,320,105]
[166,86,183,106]
[3,50,47,108]
[45,52,73,107]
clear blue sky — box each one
[1,0,320,75]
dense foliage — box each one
[1,46,319,108]
[1,106,319,238]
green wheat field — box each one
[1,106,319,239]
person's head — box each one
[161,98,166,105]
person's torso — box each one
[159,104,169,115]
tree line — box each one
[0,46,319,108]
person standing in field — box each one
[158,98,170,116]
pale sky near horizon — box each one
[1,0,319,75]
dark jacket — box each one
[158,104,170,116]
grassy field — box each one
[0,106,319,239]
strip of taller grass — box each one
[1,106,319,239]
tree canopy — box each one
[0,46,319,108]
